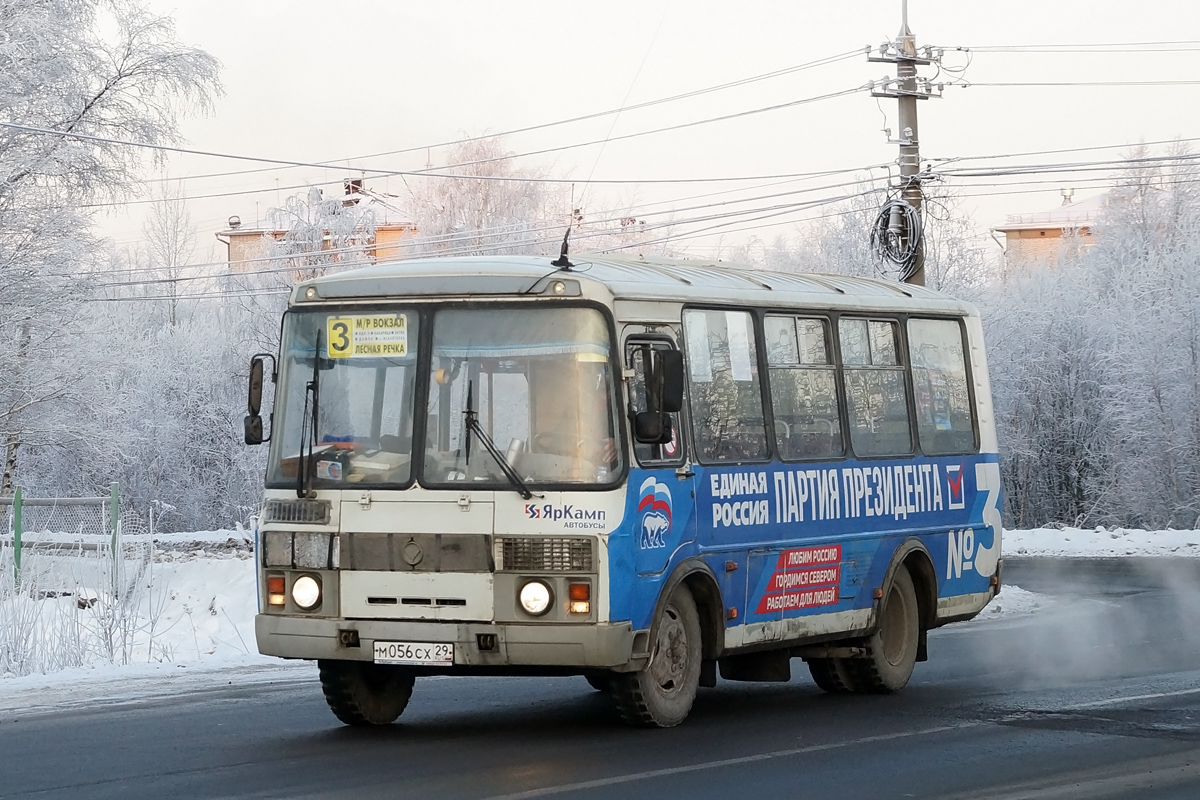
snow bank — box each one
[1003,527,1200,558]
[0,551,262,679]
[978,585,1045,619]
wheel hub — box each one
[649,605,688,694]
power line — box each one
[3,82,867,203]
[955,80,1200,88]
[935,150,1200,179]
[88,164,892,279]
[91,166,1200,303]
[928,135,1200,166]
[134,48,867,186]
[86,142,1200,288]
[85,177,892,293]
[87,172,892,288]
[949,40,1200,53]
[79,158,892,211]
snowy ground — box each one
[0,525,1191,712]
[1006,526,1200,558]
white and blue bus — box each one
[245,254,1002,728]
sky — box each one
[109,0,1200,263]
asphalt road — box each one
[3,558,1200,800]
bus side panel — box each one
[608,454,1001,636]
[607,467,699,631]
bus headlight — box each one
[291,575,322,609]
[519,580,553,616]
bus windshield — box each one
[266,308,419,488]
[266,305,622,490]
[423,306,622,488]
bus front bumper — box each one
[255,614,636,669]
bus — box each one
[244,254,1003,728]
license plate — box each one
[373,640,454,666]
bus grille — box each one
[496,537,594,572]
[262,498,331,525]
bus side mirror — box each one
[248,357,264,416]
[244,414,264,445]
[634,412,673,444]
[658,350,684,414]
[643,348,684,414]
[245,354,275,445]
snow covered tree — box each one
[402,136,567,257]
[0,0,220,494]
[267,185,377,281]
[143,180,197,327]
[984,146,1200,528]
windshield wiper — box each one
[297,331,323,499]
[462,379,536,500]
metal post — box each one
[869,0,940,286]
[109,482,120,597]
[896,6,924,286]
[12,486,21,588]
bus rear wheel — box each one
[610,586,702,728]
[583,671,611,692]
[318,659,415,726]
[851,566,920,693]
[807,657,859,693]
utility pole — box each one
[869,0,941,286]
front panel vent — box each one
[496,537,594,572]
[263,498,331,525]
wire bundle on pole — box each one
[870,196,923,280]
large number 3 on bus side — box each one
[972,462,1002,577]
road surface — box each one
[2,558,1199,799]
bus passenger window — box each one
[908,318,977,454]
[684,309,768,463]
[839,318,912,457]
[764,316,843,461]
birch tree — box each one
[0,0,220,493]
[143,180,197,327]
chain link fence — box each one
[0,486,159,676]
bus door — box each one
[625,334,696,577]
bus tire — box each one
[851,566,920,693]
[807,657,859,693]
[583,671,611,692]
[610,586,702,728]
[317,659,415,726]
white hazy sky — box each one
[112,0,1200,262]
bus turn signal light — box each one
[267,575,286,606]
[568,583,590,614]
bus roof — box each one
[292,254,975,316]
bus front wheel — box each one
[611,586,702,727]
[318,659,415,726]
[852,566,920,692]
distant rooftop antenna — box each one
[550,227,574,270]
[1061,187,1075,206]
